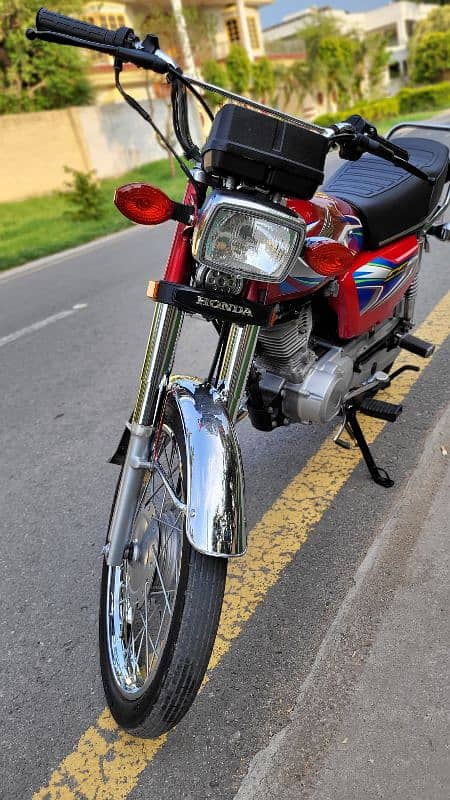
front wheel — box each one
[99,397,227,738]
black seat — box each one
[322,136,449,249]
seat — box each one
[322,136,449,249]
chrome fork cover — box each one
[169,378,246,557]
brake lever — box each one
[360,134,435,184]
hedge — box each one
[314,97,398,126]
[314,82,450,126]
[397,82,450,113]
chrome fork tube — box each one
[217,323,259,422]
[133,303,184,426]
[106,302,184,567]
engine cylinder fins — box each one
[256,306,315,383]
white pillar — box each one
[168,0,199,78]
[236,0,254,61]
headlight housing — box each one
[192,191,306,283]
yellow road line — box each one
[34,290,450,800]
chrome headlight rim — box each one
[192,190,306,284]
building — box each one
[84,0,271,103]
[264,2,438,93]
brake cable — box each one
[113,59,200,196]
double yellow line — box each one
[34,290,450,800]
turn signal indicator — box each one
[303,238,354,277]
[114,183,176,225]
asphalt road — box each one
[1,127,450,800]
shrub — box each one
[252,57,275,103]
[314,97,398,127]
[349,97,399,121]
[398,82,450,113]
[313,111,342,126]
[202,60,229,108]
[0,1,93,115]
[411,32,450,84]
[225,45,252,95]
[62,167,105,221]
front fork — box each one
[106,300,258,567]
[106,302,183,566]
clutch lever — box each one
[355,133,435,184]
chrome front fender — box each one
[169,378,246,557]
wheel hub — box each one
[127,504,159,606]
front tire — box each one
[99,397,227,738]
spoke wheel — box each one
[99,397,227,737]
[107,425,184,698]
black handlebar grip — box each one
[36,7,135,48]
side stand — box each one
[344,402,394,488]
[334,364,420,489]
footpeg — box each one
[428,222,450,242]
[359,398,402,422]
[398,333,435,358]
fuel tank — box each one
[245,192,420,340]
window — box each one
[226,19,240,44]
[247,17,260,50]
[406,20,416,39]
[371,24,398,47]
[82,12,128,61]
[87,13,126,29]
[389,62,400,79]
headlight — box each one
[192,191,306,283]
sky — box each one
[260,0,391,29]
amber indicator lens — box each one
[304,238,354,277]
[114,183,175,225]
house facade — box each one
[84,0,270,103]
[263,2,438,94]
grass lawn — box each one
[0,159,186,272]
[376,109,443,134]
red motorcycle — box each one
[28,9,450,738]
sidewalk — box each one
[234,403,450,800]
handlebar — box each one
[36,7,135,48]
[27,8,170,73]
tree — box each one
[225,44,251,95]
[362,32,390,97]
[202,60,229,109]
[252,57,275,104]
[142,2,217,70]
[410,31,450,83]
[408,7,450,80]
[283,12,388,111]
[317,35,359,107]
[0,0,92,114]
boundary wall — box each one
[0,99,170,203]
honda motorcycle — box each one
[28,9,450,738]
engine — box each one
[249,305,354,428]
[256,306,315,383]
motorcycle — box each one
[28,9,450,738]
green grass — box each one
[376,109,443,134]
[0,159,186,271]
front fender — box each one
[169,378,246,557]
